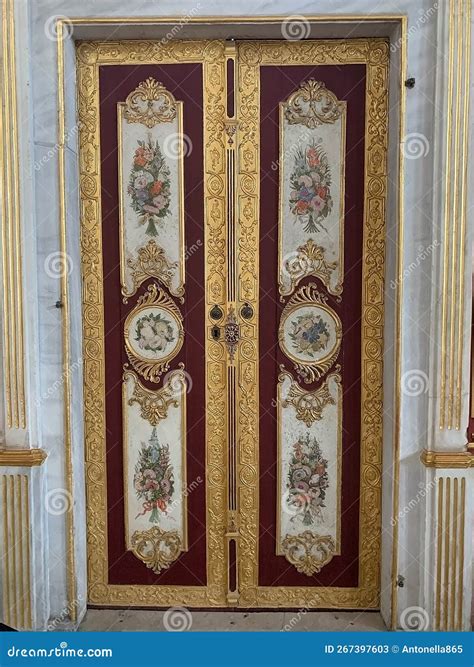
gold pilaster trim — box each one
[434,476,466,630]
[439,0,472,430]
[1,474,32,629]
[0,0,26,428]
[420,448,474,469]
[0,448,47,467]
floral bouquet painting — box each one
[134,427,174,523]
[287,433,329,526]
[128,134,171,237]
[135,311,174,354]
[289,312,330,358]
[289,140,333,233]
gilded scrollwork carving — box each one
[124,368,187,426]
[124,77,177,128]
[280,239,341,298]
[280,368,341,427]
[281,532,336,576]
[123,240,182,303]
[130,526,182,574]
[283,79,345,128]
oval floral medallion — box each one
[279,283,341,383]
[124,283,183,382]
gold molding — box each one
[77,39,228,607]
[0,0,26,429]
[123,78,177,127]
[439,0,472,430]
[434,477,466,630]
[0,448,47,467]
[281,532,336,576]
[130,526,182,574]
[283,79,345,128]
[1,474,32,628]
[420,449,474,469]
[236,38,388,608]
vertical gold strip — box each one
[442,477,451,630]
[455,0,471,428]
[450,478,458,629]
[9,476,17,627]
[16,475,24,628]
[390,14,408,629]
[57,20,76,622]
[2,476,11,626]
[0,0,26,428]
[456,477,465,630]
[23,475,32,629]
[440,0,471,429]
[435,476,443,630]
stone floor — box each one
[79,609,386,632]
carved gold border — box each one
[276,370,342,559]
[278,87,346,297]
[77,40,227,606]
[421,449,474,469]
[117,83,185,301]
[122,369,188,553]
[236,39,388,608]
[0,449,47,467]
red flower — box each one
[150,180,163,195]
[317,186,327,199]
[306,147,319,168]
[295,200,309,214]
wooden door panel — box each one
[235,40,389,608]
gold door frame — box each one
[235,39,389,608]
[77,40,228,606]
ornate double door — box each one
[78,38,388,608]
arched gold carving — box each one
[130,526,181,574]
[281,532,335,576]
[124,78,177,127]
[280,239,341,298]
[124,367,186,426]
[283,79,344,128]
[124,283,183,383]
[280,368,341,427]
[278,283,342,384]
[123,240,183,303]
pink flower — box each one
[311,196,324,212]
[153,194,167,210]
[298,175,313,188]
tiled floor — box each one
[79,609,386,632]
